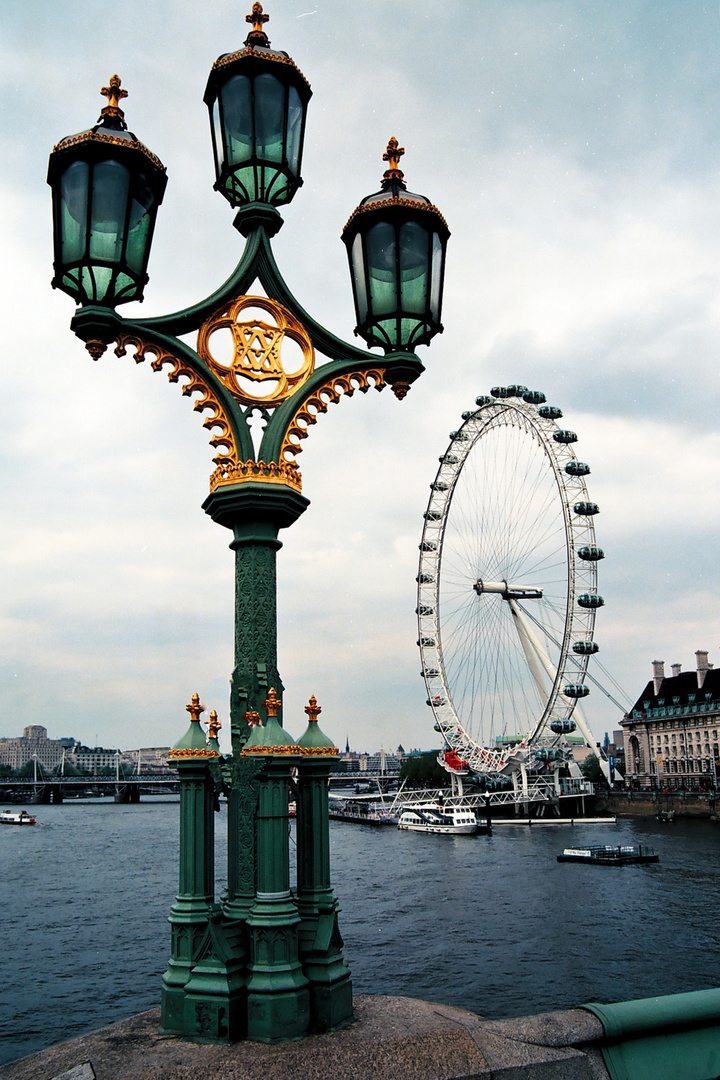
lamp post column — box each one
[241,690,310,1042]
[296,696,353,1031]
[202,484,309,921]
[161,695,219,1032]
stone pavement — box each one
[0,995,611,1080]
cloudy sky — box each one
[1,0,718,755]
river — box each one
[2,799,720,1065]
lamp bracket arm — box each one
[258,355,388,464]
[102,320,256,463]
[138,229,265,338]
[253,231,376,367]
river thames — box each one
[2,799,720,1066]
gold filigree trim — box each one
[198,295,315,408]
[210,48,311,94]
[168,748,220,759]
[114,334,239,471]
[343,197,448,233]
[241,746,339,757]
[281,369,386,463]
[53,131,166,173]
[209,458,302,493]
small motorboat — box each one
[398,804,478,835]
[0,809,36,826]
[557,844,658,865]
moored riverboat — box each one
[0,809,36,825]
[398,804,478,834]
[557,844,658,865]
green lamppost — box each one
[48,2,448,1045]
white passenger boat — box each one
[397,804,478,834]
[0,809,36,825]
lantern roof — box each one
[342,137,449,236]
[204,3,311,103]
[49,75,166,176]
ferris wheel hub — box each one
[473,580,543,600]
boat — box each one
[398,804,479,835]
[0,809,36,825]
[557,844,658,865]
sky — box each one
[1,0,719,756]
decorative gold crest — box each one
[197,295,315,407]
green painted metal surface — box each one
[583,988,720,1080]
[56,13,446,1044]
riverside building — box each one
[0,726,74,771]
[621,650,720,790]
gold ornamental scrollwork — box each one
[197,295,315,407]
[114,334,240,473]
[280,368,386,464]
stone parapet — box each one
[0,995,609,1080]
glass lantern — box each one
[342,138,449,353]
[47,75,167,307]
[204,3,312,209]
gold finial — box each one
[245,709,261,727]
[382,136,406,187]
[245,2,271,47]
[186,692,204,723]
[207,710,222,741]
[263,687,281,718]
[100,74,128,121]
[304,695,322,723]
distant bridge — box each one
[0,774,179,803]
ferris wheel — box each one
[417,385,604,776]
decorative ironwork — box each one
[209,458,302,493]
[263,687,281,718]
[197,296,315,407]
[382,136,405,185]
[114,334,240,470]
[207,711,222,741]
[241,744,338,757]
[100,74,128,121]
[168,747,220,758]
[304,695,321,723]
[245,2,270,47]
[280,368,386,463]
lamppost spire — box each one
[245,2,271,47]
[382,136,406,189]
[99,74,128,123]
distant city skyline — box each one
[2,1,719,755]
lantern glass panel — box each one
[286,85,303,174]
[398,220,429,314]
[89,159,129,263]
[220,73,253,168]
[255,73,285,163]
[351,233,368,322]
[59,159,89,264]
[125,171,156,274]
[366,220,397,316]
[212,98,225,169]
[430,231,443,318]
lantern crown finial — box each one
[99,74,128,127]
[382,136,406,190]
[245,2,271,47]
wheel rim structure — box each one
[417,387,603,775]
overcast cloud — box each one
[1,1,718,754]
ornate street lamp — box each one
[342,136,449,353]
[47,75,167,307]
[49,2,447,1047]
[204,2,312,214]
